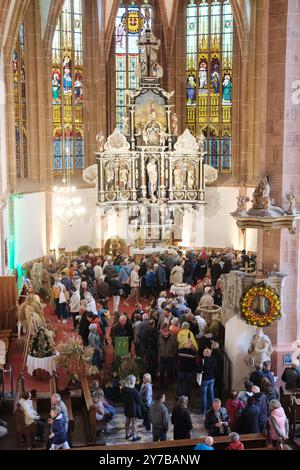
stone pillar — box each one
[260,0,300,379]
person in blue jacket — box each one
[49,406,70,450]
[194,436,214,450]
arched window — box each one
[13,24,28,179]
[52,0,84,173]
[186,0,233,172]
[115,0,153,131]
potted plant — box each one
[28,326,56,380]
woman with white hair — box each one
[122,375,142,441]
[88,323,103,369]
[140,373,153,431]
[268,399,289,448]
[124,265,141,306]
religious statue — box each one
[187,164,196,190]
[122,115,129,134]
[251,176,271,211]
[159,127,168,147]
[119,164,129,190]
[137,29,163,79]
[197,131,206,154]
[235,194,250,213]
[146,158,158,200]
[173,162,183,190]
[171,113,178,135]
[105,163,115,191]
[142,128,149,146]
[96,132,105,152]
[286,192,296,214]
[246,327,273,370]
[134,228,146,249]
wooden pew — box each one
[48,372,74,432]
[70,432,268,451]
[80,375,97,445]
[14,373,37,449]
[288,396,300,438]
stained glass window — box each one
[115,0,153,131]
[13,24,28,179]
[52,0,84,173]
[186,0,233,172]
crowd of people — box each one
[1,247,295,450]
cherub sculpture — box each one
[235,194,250,213]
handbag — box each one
[196,372,203,386]
[59,288,67,303]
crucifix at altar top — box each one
[137,7,162,79]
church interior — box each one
[0,0,300,454]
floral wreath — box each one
[240,282,281,327]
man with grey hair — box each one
[226,432,245,450]
[204,398,229,437]
[194,435,214,450]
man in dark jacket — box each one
[176,340,197,399]
[281,362,300,389]
[122,375,141,441]
[158,324,178,386]
[204,398,229,437]
[249,365,264,388]
[78,306,90,346]
[252,385,269,432]
[155,263,167,294]
[186,287,198,313]
[141,320,159,379]
[111,315,133,352]
[238,396,260,434]
[199,348,217,413]
[150,391,169,441]
[183,257,194,285]
[171,396,193,440]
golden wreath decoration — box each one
[240,282,281,327]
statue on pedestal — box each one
[146,158,158,200]
[119,164,129,190]
[105,163,115,191]
[286,192,296,214]
[173,162,183,190]
[246,327,273,370]
[251,176,271,212]
[235,194,250,214]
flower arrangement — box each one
[29,326,56,358]
[76,245,94,257]
[105,356,146,388]
[56,335,98,381]
[240,282,281,327]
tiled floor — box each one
[104,407,206,446]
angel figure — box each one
[286,192,296,214]
[171,113,178,136]
[96,132,105,152]
[122,115,129,135]
[235,194,250,213]
[159,127,168,147]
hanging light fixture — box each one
[53,133,86,227]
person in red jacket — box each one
[225,390,244,431]
[226,432,245,450]
[87,312,104,338]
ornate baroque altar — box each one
[84,18,217,247]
